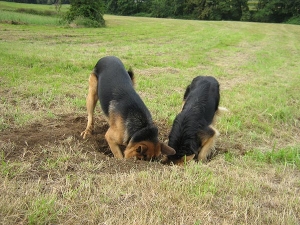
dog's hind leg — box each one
[198,126,219,162]
[81,73,98,139]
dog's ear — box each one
[160,143,176,156]
[136,144,147,154]
[127,67,135,85]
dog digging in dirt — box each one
[163,76,228,165]
[81,56,176,160]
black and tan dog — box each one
[164,76,227,165]
[81,56,175,160]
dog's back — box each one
[183,76,220,123]
[167,76,221,164]
[94,56,149,122]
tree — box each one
[150,0,172,17]
[117,0,138,15]
[183,0,248,21]
[254,0,300,23]
[106,0,118,14]
[65,0,105,27]
[216,0,248,20]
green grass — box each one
[1,2,300,224]
[0,10,61,25]
[0,1,69,13]
[0,1,68,25]
[27,197,59,225]
[245,146,300,168]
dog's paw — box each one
[80,130,92,139]
[160,155,170,164]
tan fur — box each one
[196,106,228,162]
[81,73,98,139]
[198,125,219,162]
[124,141,159,160]
[104,113,127,159]
[181,101,186,111]
[161,154,195,165]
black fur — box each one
[93,56,157,144]
[168,76,220,160]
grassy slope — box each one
[1,2,300,224]
[0,1,69,13]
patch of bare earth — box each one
[0,114,168,176]
[0,113,237,176]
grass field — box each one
[1,2,300,224]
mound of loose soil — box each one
[1,114,107,158]
[0,114,173,174]
[0,113,234,176]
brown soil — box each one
[0,114,176,174]
[0,114,233,175]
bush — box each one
[64,0,105,27]
[285,16,300,25]
[71,16,104,28]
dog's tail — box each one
[216,107,229,116]
[127,67,135,85]
[212,106,228,126]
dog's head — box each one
[165,112,201,165]
[124,126,175,160]
[124,141,176,161]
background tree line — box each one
[3,0,70,4]
[104,0,300,24]
[3,0,300,24]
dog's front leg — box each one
[81,73,98,139]
[105,128,124,159]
